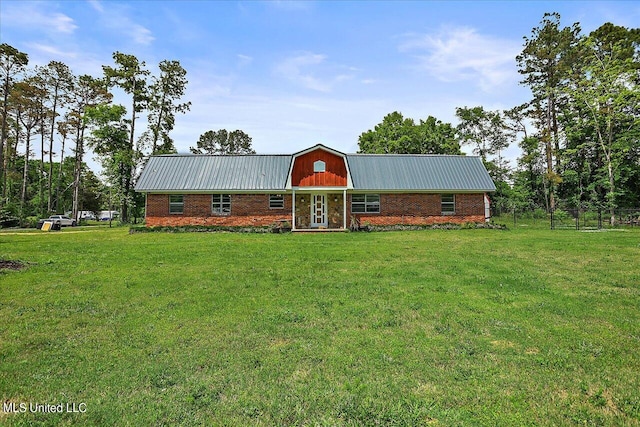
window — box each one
[441,194,455,214]
[212,194,231,215]
[269,194,284,209]
[351,194,380,213]
[169,195,184,214]
[313,160,326,173]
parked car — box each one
[37,215,77,229]
[79,211,96,220]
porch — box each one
[292,190,348,231]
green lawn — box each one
[1,227,639,426]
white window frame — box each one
[169,194,184,214]
[351,194,380,214]
[212,194,231,215]
[313,160,326,173]
[269,194,284,209]
[441,194,455,215]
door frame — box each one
[310,193,328,228]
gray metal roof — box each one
[346,154,496,191]
[135,155,292,192]
[135,151,495,192]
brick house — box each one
[135,144,495,230]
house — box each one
[135,144,495,230]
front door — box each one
[311,194,327,228]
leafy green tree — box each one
[38,61,74,212]
[146,60,191,154]
[9,79,45,219]
[103,52,149,222]
[566,23,640,224]
[0,43,29,202]
[358,111,461,154]
[516,13,581,211]
[85,104,133,223]
[190,129,255,155]
[67,75,111,221]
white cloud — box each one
[237,54,253,67]
[89,2,155,46]
[399,26,521,92]
[26,43,78,59]
[1,3,77,35]
[274,52,357,92]
[88,0,104,13]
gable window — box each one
[441,194,455,214]
[313,160,326,173]
[351,194,380,213]
[212,194,231,215]
[269,194,284,209]
[169,195,184,214]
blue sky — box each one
[1,0,639,166]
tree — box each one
[38,61,74,212]
[85,104,133,222]
[103,52,149,222]
[146,60,191,154]
[516,13,581,211]
[0,43,29,202]
[9,79,45,219]
[358,111,461,154]
[67,75,111,221]
[566,23,640,224]
[190,129,255,155]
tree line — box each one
[1,12,638,227]
[358,14,640,224]
[0,47,190,225]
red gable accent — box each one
[291,148,347,187]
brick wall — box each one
[349,193,486,226]
[144,192,488,227]
[145,193,292,227]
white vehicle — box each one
[79,211,96,220]
[44,215,77,227]
[98,211,119,221]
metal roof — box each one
[135,155,292,192]
[135,151,495,192]
[346,154,496,191]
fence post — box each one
[598,209,602,230]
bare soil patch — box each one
[0,259,26,270]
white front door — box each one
[311,194,327,228]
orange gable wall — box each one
[291,149,347,187]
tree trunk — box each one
[72,124,85,222]
[21,128,31,218]
[0,74,10,202]
[55,132,66,213]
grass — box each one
[1,226,639,426]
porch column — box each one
[292,190,296,230]
[343,189,347,229]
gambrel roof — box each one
[135,144,496,193]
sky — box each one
[1,0,639,172]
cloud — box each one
[237,54,253,68]
[89,2,155,46]
[1,3,77,35]
[25,43,78,59]
[274,52,357,92]
[399,26,521,92]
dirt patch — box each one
[0,259,27,271]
